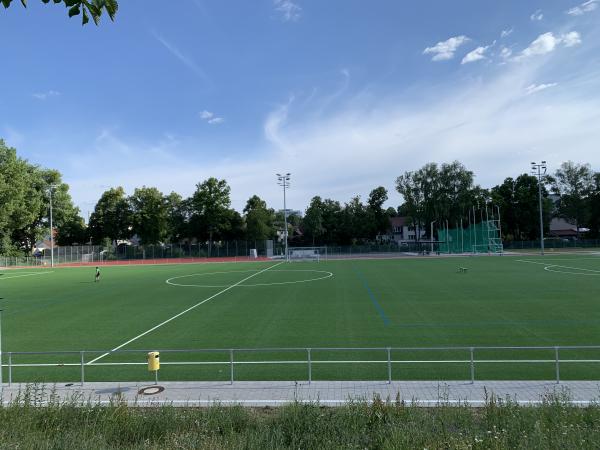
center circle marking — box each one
[166,269,334,287]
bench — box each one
[457,267,468,273]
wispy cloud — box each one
[462,46,489,64]
[153,32,209,81]
[200,110,224,125]
[525,82,558,95]
[32,90,60,100]
[567,0,598,16]
[499,47,513,60]
[423,36,470,61]
[517,31,581,59]
[530,9,544,21]
[562,31,582,47]
[274,0,302,22]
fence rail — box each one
[2,345,600,387]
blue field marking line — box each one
[352,267,391,326]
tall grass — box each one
[1,385,600,449]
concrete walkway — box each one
[2,380,600,407]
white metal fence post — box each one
[80,351,85,386]
[307,348,312,384]
[230,349,234,385]
[555,347,560,384]
[470,347,475,384]
[387,347,392,384]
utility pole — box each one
[277,173,291,261]
[531,162,547,256]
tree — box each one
[396,161,480,240]
[219,209,245,241]
[189,178,231,252]
[339,196,369,244]
[587,173,600,238]
[0,141,40,254]
[243,195,275,241]
[551,161,595,238]
[366,186,390,237]
[164,192,188,243]
[2,0,118,26]
[130,186,168,245]
[56,215,87,245]
[491,174,552,240]
[88,187,132,245]
[302,196,325,245]
[0,140,81,253]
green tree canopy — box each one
[551,161,595,238]
[88,186,132,244]
[0,140,82,254]
[189,177,232,247]
[130,186,168,245]
[366,186,391,237]
[243,195,275,241]
[491,174,552,240]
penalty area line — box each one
[86,262,284,365]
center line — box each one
[87,262,284,365]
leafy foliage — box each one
[0,140,84,255]
[1,0,118,26]
[551,161,595,237]
[244,195,275,241]
[88,187,132,245]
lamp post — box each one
[531,161,547,256]
[277,173,291,261]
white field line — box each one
[86,262,284,365]
[517,259,600,274]
[0,271,53,280]
[166,269,333,288]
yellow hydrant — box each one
[147,351,160,384]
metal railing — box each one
[2,345,600,386]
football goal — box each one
[287,247,328,262]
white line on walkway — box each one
[0,271,53,280]
[87,262,284,365]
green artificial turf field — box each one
[1,253,599,383]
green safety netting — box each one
[438,221,503,254]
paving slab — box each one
[2,380,600,407]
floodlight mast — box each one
[48,185,58,267]
[277,173,291,261]
[531,161,547,256]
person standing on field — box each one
[95,266,100,282]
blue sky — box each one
[1,0,600,217]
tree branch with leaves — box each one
[2,0,118,25]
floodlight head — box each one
[541,161,546,164]
[531,162,536,165]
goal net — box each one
[287,247,328,262]
[81,253,95,263]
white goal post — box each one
[287,247,328,262]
